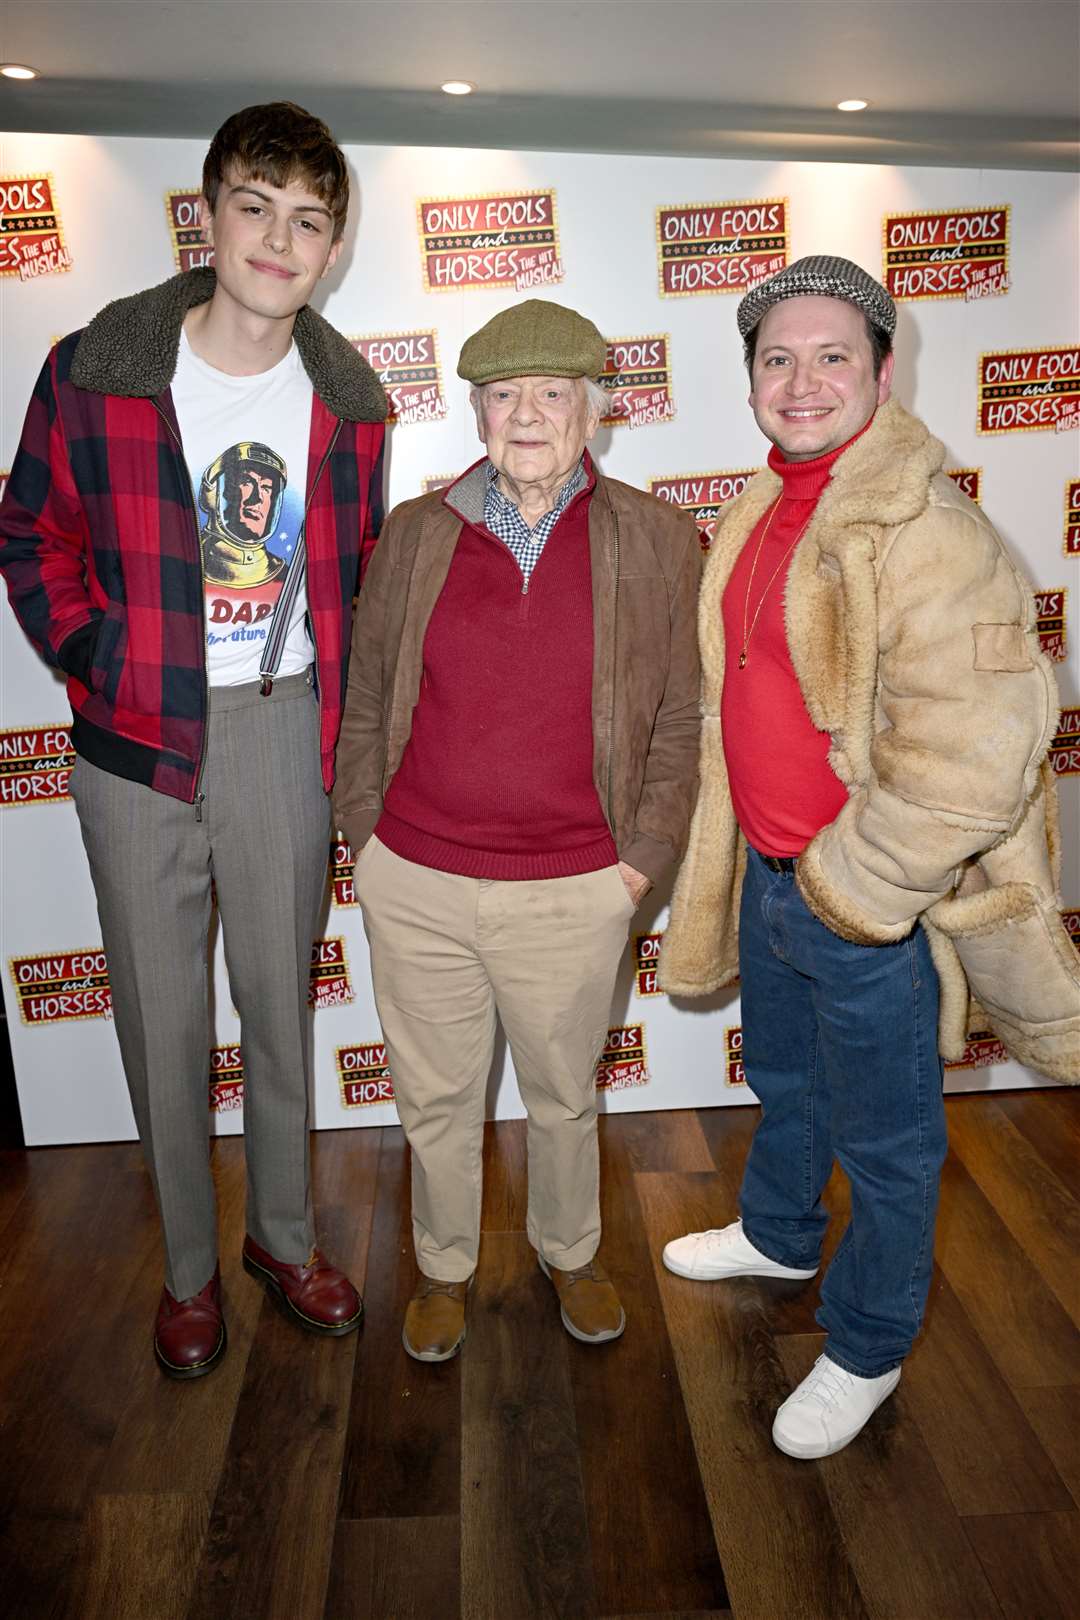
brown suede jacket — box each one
[333,462,702,886]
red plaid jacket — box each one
[0,269,387,800]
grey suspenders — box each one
[258,420,343,695]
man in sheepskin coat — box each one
[659,256,1076,1460]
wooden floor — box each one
[1,1091,1078,1620]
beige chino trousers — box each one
[356,837,635,1280]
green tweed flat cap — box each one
[457,299,608,385]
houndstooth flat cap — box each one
[737,255,897,340]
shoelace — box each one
[417,1278,466,1299]
[558,1262,601,1288]
[701,1226,741,1245]
[797,1358,853,1411]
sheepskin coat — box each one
[659,398,1078,1083]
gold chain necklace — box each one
[738,499,814,669]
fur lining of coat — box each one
[71,267,387,422]
[659,399,1078,1083]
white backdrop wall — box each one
[1,133,1077,1146]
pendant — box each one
[738,650,747,669]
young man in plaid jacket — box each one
[0,103,387,1378]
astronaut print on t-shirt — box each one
[200,436,300,600]
[194,437,312,683]
[171,330,315,686]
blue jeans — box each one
[738,848,947,1377]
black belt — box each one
[755,851,797,874]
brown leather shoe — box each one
[402,1275,471,1362]
[538,1254,626,1343]
[154,1265,226,1379]
[242,1235,363,1335]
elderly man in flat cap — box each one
[335,299,701,1359]
[660,256,1074,1458]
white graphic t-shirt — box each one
[172,330,315,686]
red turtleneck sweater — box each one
[720,430,869,857]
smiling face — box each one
[748,295,894,460]
[199,166,342,326]
[474,375,600,494]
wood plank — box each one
[0,1150,31,1251]
[478,1107,714,1232]
[337,1126,461,1521]
[2,1089,1078,1620]
[0,1149,158,1522]
[934,1154,1080,1387]
[186,1250,364,1620]
[308,1125,382,1285]
[637,1171,868,1620]
[0,1515,81,1620]
[599,1106,716,1172]
[60,1492,209,1620]
[323,1517,459,1620]
[775,1335,1003,1620]
[480,1117,528,1233]
[98,1138,260,1496]
[562,1121,728,1615]
[902,1268,1072,1516]
[181,1134,375,1620]
[0,1142,146,1352]
[460,1230,595,1620]
[1015,1386,1080,1508]
[100,1127,379,1499]
[0,1144,192,1619]
[991,1089,1080,1201]
[946,1095,1080,1324]
[694,1098,760,1173]
[964,1510,1080,1620]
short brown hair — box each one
[202,102,349,241]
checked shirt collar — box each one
[482,457,587,588]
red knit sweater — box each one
[720,431,871,857]
[376,481,617,879]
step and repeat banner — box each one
[1,134,1077,1144]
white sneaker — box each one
[772,1354,901,1459]
[661,1219,819,1281]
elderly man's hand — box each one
[618,861,651,906]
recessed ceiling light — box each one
[441,80,475,96]
[837,98,869,112]
[0,63,39,80]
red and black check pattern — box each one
[0,333,384,800]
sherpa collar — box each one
[715,399,946,565]
[70,266,387,423]
[814,397,946,531]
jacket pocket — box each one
[928,883,1080,1081]
[88,606,127,703]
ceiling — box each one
[1,0,1078,169]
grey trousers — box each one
[70,670,330,1299]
